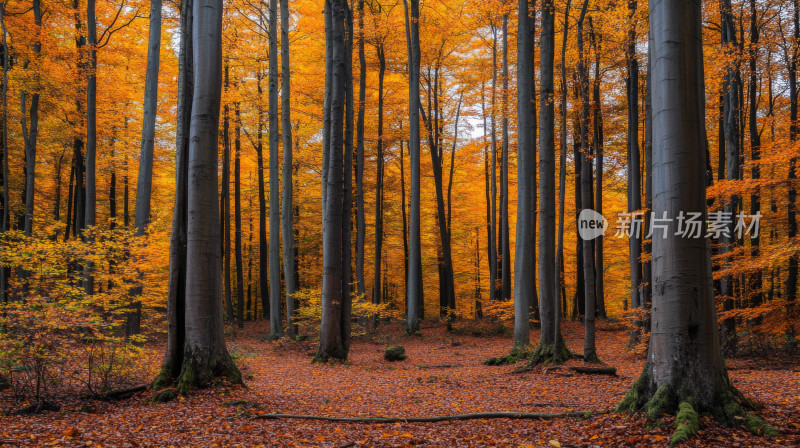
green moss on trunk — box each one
[670,402,699,445]
[175,345,242,395]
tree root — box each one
[483,346,532,366]
[91,384,148,400]
[250,410,604,423]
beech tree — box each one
[617,0,773,439]
[154,0,240,392]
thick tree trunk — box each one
[514,0,534,348]
[268,0,283,338]
[404,0,423,332]
[281,0,296,336]
[532,0,566,364]
[618,0,759,431]
[175,0,240,392]
[154,0,192,389]
[315,0,350,362]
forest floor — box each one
[1,320,798,447]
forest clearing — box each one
[1,321,798,447]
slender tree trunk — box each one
[514,0,535,347]
[481,82,496,307]
[577,0,599,364]
[590,21,606,319]
[748,0,761,311]
[786,0,798,325]
[554,0,572,359]
[355,0,366,299]
[490,27,499,301]
[281,0,296,336]
[720,0,741,354]
[268,0,282,338]
[404,0,423,332]
[531,0,566,363]
[0,5,9,303]
[235,106,245,329]
[85,0,97,294]
[222,65,233,321]
[21,0,42,239]
[626,0,643,346]
[255,75,269,320]
[373,44,386,307]
[501,14,511,303]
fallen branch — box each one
[568,366,617,376]
[93,384,148,400]
[252,410,604,423]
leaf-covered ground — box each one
[2,321,798,447]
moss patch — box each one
[744,413,779,436]
[483,347,532,366]
[670,401,699,445]
[151,388,177,403]
[384,345,407,362]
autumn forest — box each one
[0,0,798,445]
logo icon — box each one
[578,209,608,240]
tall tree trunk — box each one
[222,65,233,321]
[355,0,366,300]
[281,0,296,336]
[554,0,572,359]
[747,0,761,311]
[235,106,245,329]
[720,0,741,354]
[531,0,566,363]
[268,0,282,338]
[617,0,761,427]
[0,5,9,303]
[373,44,386,307]
[626,0,643,345]
[481,81,495,307]
[175,0,240,392]
[501,14,511,303]
[404,0,423,332]
[577,0,599,364]
[786,0,798,325]
[128,0,163,335]
[590,20,606,319]
[21,0,42,239]
[85,0,97,294]
[514,0,535,348]
[255,75,269,320]
[490,26,499,301]
[315,0,351,362]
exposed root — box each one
[670,402,699,445]
[483,346,532,366]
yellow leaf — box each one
[549,441,561,448]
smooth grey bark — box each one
[1,4,9,303]
[136,0,161,233]
[500,15,511,303]
[315,0,350,362]
[372,43,386,306]
[281,0,296,336]
[85,0,96,293]
[175,0,240,392]
[322,0,333,224]
[618,0,754,423]
[268,0,282,338]
[626,0,643,345]
[235,106,245,329]
[719,0,740,354]
[255,74,269,320]
[342,2,354,344]
[576,0,599,363]
[554,0,572,359]
[355,0,366,299]
[222,65,233,321]
[531,0,565,363]
[404,0,423,332]
[514,0,535,348]
[590,22,606,320]
[748,0,761,310]
[490,26,498,302]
